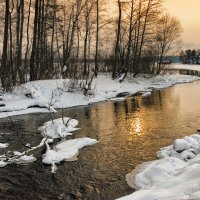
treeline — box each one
[179,49,200,64]
[0,0,182,91]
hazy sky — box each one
[164,0,200,49]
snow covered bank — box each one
[171,63,200,71]
[118,134,200,200]
[1,70,200,118]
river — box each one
[1,80,200,200]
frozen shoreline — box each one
[118,134,200,200]
[0,68,200,119]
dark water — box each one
[1,80,200,200]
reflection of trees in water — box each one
[87,88,182,143]
[151,89,180,113]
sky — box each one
[164,0,200,50]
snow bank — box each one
[118,134,200,200]
[0,67,200,119]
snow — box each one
[157,134,200,160]
[0,161,7,167]
[0,143,9,148]
[0,132,11,136]
[25,86,43,99]
[42,137,98,165]
[17,155,37,164]
[0,65,200,119]
[39,118,98,173]
[173,139,190,153]
[0,116,98,173]
[13,151,22,156]
[171,63,200,71]
[118,134,200,200]
[38,117,80,139]
[141,91,151,97]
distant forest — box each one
[179,49,200,64]
[0,0,182,91]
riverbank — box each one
[0,71,200,119]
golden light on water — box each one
[129,115,144,137]
[134,117,142,134]
[127,97,144,136]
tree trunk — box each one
[94,0,99,77]
[1,0,10,90]
[113,0,122,79]
[24,0,32,82]
[30,0,39,81]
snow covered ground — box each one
[118,133,200,200]
[0,64,200,119]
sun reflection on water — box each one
[135,117,142,134]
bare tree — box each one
[154,13,182,74]
[0,0,182,89]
